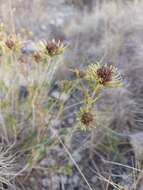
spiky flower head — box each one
[81,111,93,126]
[78,108,95,129]
[38,39,66,57]
[86,63,122,87]
[33,51,42,62]
[97,65,113,85]
[5,39,15,49]
[4,34,22,53]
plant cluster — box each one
[74,63,122,129]
[0,24,122,188]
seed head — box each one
[86,63,122,87]
[19,55,28,64]
[38,39,66,57]
[97,65,113,85]
[46,42,59,56]
[5,39,15,49]
[33,51,42,62]
[81,111,94,126]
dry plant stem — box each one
[102,159,143,173]
[95,173,122,190]
[0,108,9,143]
[54,80,80,121]
[89,85,102,158]
[131,170,143,190]
[63,100,84,112]
[57,135,94,190]
[10,164,29,179]
[89,157,125,190]
[8,0,15,34]
[89,160,122,189]
[90,130,96,159]
[105,175,112,190]
[89,158,105,190]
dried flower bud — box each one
[81,111,94,126]
[19,55,28,64]
[97,65,113,85]
[46,42,59,56]
[86,63,122,87]
[5,39,15,49]
[33,51,42,62]
[38,39,66,57]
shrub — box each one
[0,24,122,188]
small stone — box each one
[51,119,61,127]
[60,92,69,101]
[56,17,64,26]
[21,41,38,54]
[72,175,79,184]
[42,178,49,187]
[72,151,82,162]
[52,175,60,189]
[30,177,35,182]
[68,178,72,184]
[40,158,49,166]
[40,157,56,167]
[51,91,60,99]
[41,25,47,31]
[61,175,68,184]
[91,176,97,183]
[130,132,143,160]
[67,117,74,124]
[121,174,133,187]
[51,91,69,101]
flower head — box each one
[4,34,22,52]
[81,111,94,126]
[19,55,29,64]
[33,51,42,62]
[5,39,15,49]
[46,42,59,56]
[97,65,113,85]
[38,39,66,57]
[86,63,122,87]
[78,108,95,129]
